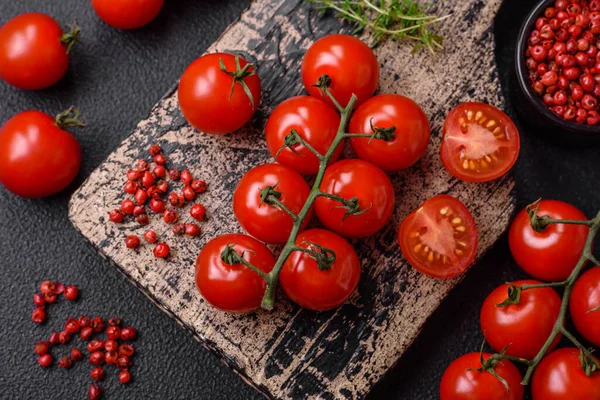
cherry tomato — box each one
[265,96,342,175]
[0,13,76,90]
[441,102,520,182]
[570,267,600,347]
[195,234,275,313]
[349,94,430,172]
[440,352,524,400]
[91,0,164,30]
[301,34,379,108]
[233,164,311,244]
[398,195,478,279]
[0,110,81,198]
[480,280,561,359]
[314,159,394,238]
[532,348,600,400]
[509,200,588,281]
[178,53,261,134]
[280,229,360,311]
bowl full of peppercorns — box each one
[514,0,600,145]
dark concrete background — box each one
[0,0,598,399]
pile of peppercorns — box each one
[108,144,207,258]
[526,0,600,125]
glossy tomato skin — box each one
[398,195,478,279]
[441,102,520,182]
[349,94,430,172]
[480,280,562,359]
[570,268,600,347]
[195,234,275,313]
[0,13,69,90]
[265,96,342,175]
[0,111,81,198]
[314,159,395,238]
[178,53,261,134]
[302,34,379,108]
[440,352,524,400]
[532,348,600,400]
[280,229,360,311]
[91,0,164,30]
[509,200,588,281]
[233,164,311,244]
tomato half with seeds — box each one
[280,229,360,311]
[398,195,478,278]
[91,0,164,30]
[441,103,520,182]
[570,267,600,347]
[195,234,275,313]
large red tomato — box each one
[195,234,275,313]
[0,13,76,90]
[178,53,261,134]
[233,164,311,244]
[301,34,379,108]
[349,94,430,171]
[91,0,164,30]
[398,195,478,279]
[508,200,589,281]
[265,96,342,175]
[280,229,360,311]
[570,267,600,347]
[0,110,82,198]
[440,352,524,400]
[314,159,395,238]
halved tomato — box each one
[441,103,520,183]
[398,194,478,278]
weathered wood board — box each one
[69,0,514,398]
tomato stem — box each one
[219,55,258,110]
[60,23,80,54]
[55,106,85,130]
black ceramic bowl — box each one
[513,0,600,146]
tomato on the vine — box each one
[480,280,561,359]
[265,96,342,175]
[178,53,261,134]
[280,229,360,311]
[195,234,275,313]
[314,159,395,238]
[532,348,600,400]
[349,94,430,172]
[302,34,379,108]
[0,110,82,198]
[440,352,524,400]
[441,102,520,182]
[398,195,478,279]
[233,164,311,244]
[0,13,77,90]
[508,200,589,281]
[91,0,164,30]
[570,267,600,347]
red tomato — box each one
[509,200,588,281]
[349,94,430,172]
[480,280,562,359]
[233,164,311,244]
[440,352,524,400]
[570,267,600,347]
[0,13,75,90]
[178,53,261,134]
[314,159,394,238]
[532,348,600,400]
[398,195,478,278]
[265,96,342,175]
[301,34,379,108]
[91,0,164,30]
[441,103,520,182]
[195,234,275,313]
[280,229,360,311]
[0,111,81,198]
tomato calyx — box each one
[312,74,332,93]
[220,243,269,280]
[60,23,81,54]
[578,348,600,377]
[496,284,522,307]
[55,107,85,130]
[218,55,258,110]
[367,118,396,142]
[475,344,513,392]
[295,240,336,271]
[321,192,372,221]
[275,129,310,159]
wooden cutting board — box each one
[69,0,514,398]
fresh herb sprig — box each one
[307,0,451,53]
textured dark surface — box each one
[0,2,598,400]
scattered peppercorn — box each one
[34,341,49,355]
[191,180,207,193]
[80,327,93,341]
[89,384,103,400]
[118,344,135,357]
[106,326,121,340]
[143,231,158,244]
[59,331,72,345]
[89,351,105,367]
[65,318,80,334]
[79,315,91,328]
[153,243,170,259]
[87,340,105,353]
[173,223,185,235]
[49,332,60,346]
[185,223,201,237]
[120,326,137,341]
[190,204,206,222]
[71,348,83,361]
[125,235,140,249]
[64,285,79,301]
[109,209,124,223]
[38,354,53,368]
[33,293,46,307]
[91,317,105,333]
[119,370,132,384]
[58,355,73,369]
[32,308,46,324]
[91,367,104,382]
